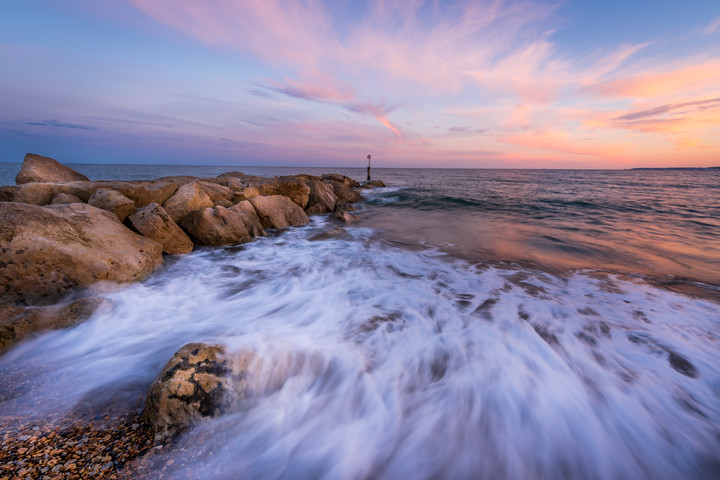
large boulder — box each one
[179,204,264,246]
[321,173,359,188]
[0,202,163,305]
[108,181,178,209]
[248,195,309,229]
[1,297,113,355]
[15,153,89,184]
[324,180,364,204]
[88,188,136,221]
[129,203,193,255]
[247,177,310,208]
[50,192,83,205]
[195,181,234,207]
[143,343,257,436]
[304,179,337,215]
[163,182,214,223]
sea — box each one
[1,163,719,479]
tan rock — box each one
[143,343,258,436]
[304,179,337,215]
[321,173,360,188]
[229,201,266,238]
[50,193,83,204]
[88,188,136,221]
[196,181,234,207]
[156,175,199,186]
[360,179,386,188]
[248,177,310,208]
[163,182,214,223]
[129,203,193,255]
[108,181,178,208]
[324,180,364,204]
[0,202,163,305]
[0,297,113,355]
[13,183,55,205]
[179,205,263,246]
[330,210,359,223]
[15,153,89,184]
[0,186,18,202]
[249,195,309,229]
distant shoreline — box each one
[629,166,720,170]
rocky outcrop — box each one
[0,297,113,354]
[129,203,193,255]
[88,188,136,221]
[247,177,310,208]
[179,203,265,246]
[143,343,257,436]
[15,153,90,184]
[162,182,214,223]
[304,179,337,215]
[321,173,360,188]
[249,195,309,229]
[361,180,386,188]
[324,181,364,204]
[0,202,163,305]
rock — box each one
[248,177,310,208]
[0,202,163,305]
[324,181,364,204]
[108,181,178,209]
[360,179,386,188]
[156,175,199,187]
[88,189,136,221]
[162,182,214,223]
[309,227,350,241]
[321,173,360,188]
[330,210,359,223]
[12,183,55,205]
[304,179,337,215]
[195,181,234,207]
[229,201,266,238]
[216,171,245,181]
[128,203,193,255]
[248,195,309,229]
[1,297,113,355]
[294,174,321,182]
[15,153,90,184]
[0,186,18,202]
[143,343,257,436]
[50,193,83,204]
[179,205,264,246]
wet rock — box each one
[0,202,163,305]
[668,351,698,378]
[143,343,257,436]
[309,227,350,241]
[324,180,364,204]
[162,181,214,223]
[129,203,193,255]
[247,177,311,208]
[0,297,113,354]
[321,173,360,188]
[179,205,264,246]
[249,195,309,229]
[88,188,136,222]
[304,179,337,215]
[359,179,386,189]
[15,153,89,184]
[330,210,359,223]
[50,192,83,204]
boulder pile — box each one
[0,153,385,354]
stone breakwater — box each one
[0,153,384,354]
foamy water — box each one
[2,211,719,479]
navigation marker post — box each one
[367,154,371,181]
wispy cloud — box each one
[701,17,720,35]
[25,120,97,131]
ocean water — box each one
[1,164,719,479]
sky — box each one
[1,0,719,168]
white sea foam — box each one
[2,217,719,479]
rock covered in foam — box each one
[0,202,163,305]
[15,153,90,184]
[143,343,257,436]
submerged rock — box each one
[0,297,113,355]
[0,202,163,305]
[360,179,386,189]
[249,195,309,229]
[15,153,90,184]
[129,203,193,255]
[143,343,258,436]
[330,210,359,224]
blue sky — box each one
[1,0,719,167]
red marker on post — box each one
[367,154,371,181]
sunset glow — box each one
[1,0,719,167]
